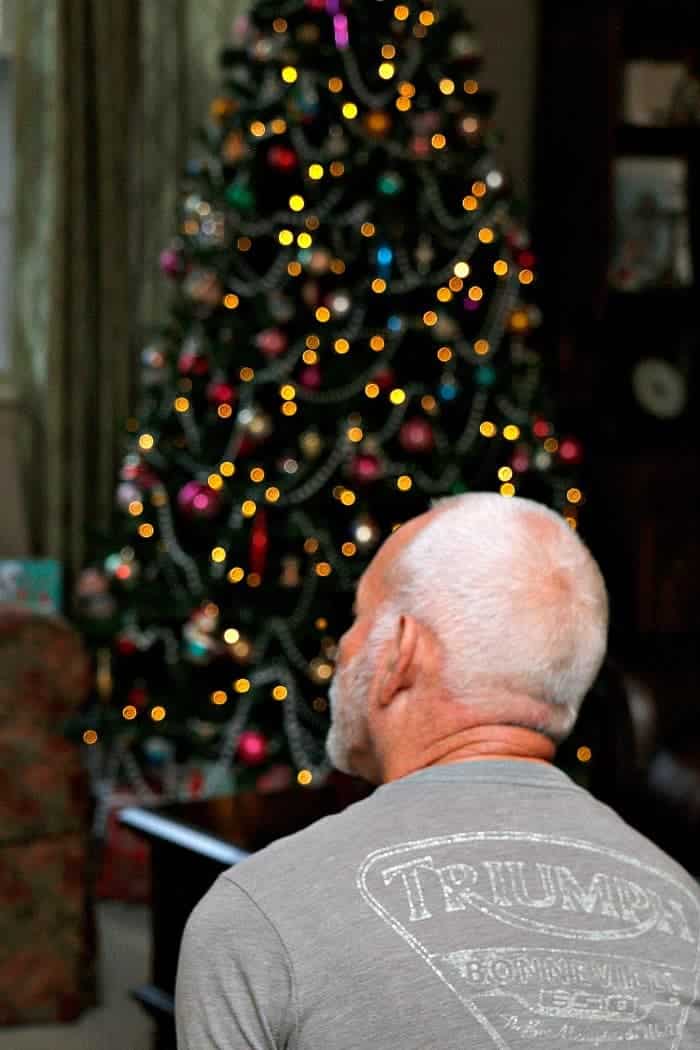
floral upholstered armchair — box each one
[0,607,97,1024]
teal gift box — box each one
[0,559,63,613]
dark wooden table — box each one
[119,773,373,1050]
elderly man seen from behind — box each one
[176,493,700,1050]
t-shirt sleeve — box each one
[175,873,297,1050]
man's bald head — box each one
[362,493,608,741]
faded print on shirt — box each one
[358,832,700,1048]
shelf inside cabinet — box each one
[616,124,700,156]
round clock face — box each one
[632,357,687,419]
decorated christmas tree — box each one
[74,0,585,804]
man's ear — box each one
[377,614,419,708]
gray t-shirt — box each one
[176,759,700,1049]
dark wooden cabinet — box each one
[534,2,700,665]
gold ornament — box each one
[364,110,392,136]
[210,97,238,121]
[280,555,301,587]
[222,130,246,165]
[300,429,323,458]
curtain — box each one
[13,0,244,579]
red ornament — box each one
[187,769,205,799]
[178,350,210,376]
[256,328,288,358]
[177,480,222,520]
[411,136,431,158]
[116,636,137,656]
[207,381,237,406]
[120,459,158,489]
[533,419,551,439]
[268,145,297,172]
[558,436,584,465]
[236,434,256,458]
[249,510,269,577]
[237,730,268,767]
[518,250,537,269]
[299,365,322,390]
[351,454,383,484]
[399,417,434,454]
[127,686,148,708]
[373,369,395,392]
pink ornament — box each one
[299,365,322,390]
[76,568,109,598]
[558,436,584,465]
[511,448,530,473]
[159,248,184,277]
[399,418,434,454]
[351,454,382,484]
[177,480,222,520]
[268,145,297,172]
[178,350,210,376]
[116,481,143,510]
[256,328,288,358]
[231,13,250,43]
[237,730,268,767]
[207,380,237,405]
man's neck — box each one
[381,725,556,783]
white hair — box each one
[381,493,608,741]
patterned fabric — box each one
[0,608,96,1024]
[0,608,90,842]
[0,833,96,1025]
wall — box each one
[466,0,539,207]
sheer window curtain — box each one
[13,0,243,581]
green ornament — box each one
[475,365,496,387]
[377,171,404,196]
[225,180,255,213]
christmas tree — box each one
[74,0,585,804]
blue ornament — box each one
[387,315,402,332]
[297,248,313,266]
[143,736,175,768]
[475,365,496,387]
[375,242,392,275]
[439,379,459,401]
[183,636,212,663]
[377,171,404,196]
[104,554,122,576]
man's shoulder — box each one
[222,786,378,890]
